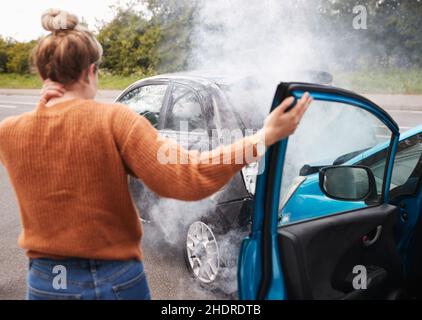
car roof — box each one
[126,69,334,91]
[128,71,237,92]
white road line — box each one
[387,109,422,114]
[376,125,412,129]
[0,105,17,109]
[0,101,35,106]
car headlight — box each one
[242,162,259,195]
[279,176,307,210]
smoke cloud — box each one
[139,0,390,300]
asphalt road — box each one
[0,90,421,300]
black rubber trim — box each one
[381,133,396,203]
[257,83,289,300]
[257,142,279,300]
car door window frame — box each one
[288,86,400,204]
[389,132,422,199]
[162,82,209,134]
[350,132,422,200]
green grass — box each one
[98,73,143,90]
[0,73,42,89]
[1,69,422,93]
[0,73,144,90]
[335,68,422,94]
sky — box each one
[0,0,136,41]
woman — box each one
[0,9,312,300]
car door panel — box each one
[278,204,403,300]
[238,82,401,300]
[405,184,422,296]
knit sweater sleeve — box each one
[112,104,265,201]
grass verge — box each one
[0,73,144,91]
[335,68,422,94]
[0,69,421,94]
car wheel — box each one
[184,221,220,284]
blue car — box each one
[238,82,422,300]
[280,125,422,226]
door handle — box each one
[362,226,382,247]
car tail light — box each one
[242,162,259,195]
[279,176,307,210]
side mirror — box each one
[319,166,377,202]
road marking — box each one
[0,101,35,106]
[388,109,422,114]
[376,125,412,129]
[0,105,17,109]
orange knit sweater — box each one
[0,99,262,261]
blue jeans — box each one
[27,258,151,300]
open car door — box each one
[238,83,403,300]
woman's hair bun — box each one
[41,9,80,33]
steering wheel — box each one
[140,111,159,128]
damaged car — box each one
[116,71,332,285]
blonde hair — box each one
[33,9,103,86]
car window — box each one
[355,133,422,197]
[279,100,391,226]
[165,85,206,132]
[119,84,168,128]
[390,133,422,196]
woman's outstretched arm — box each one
[112,94,312,201]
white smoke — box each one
[188,0,388,199]
[190,0,330,74]
[139,0,388,300]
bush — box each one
[5,41,36,74]
[0,37,9,72]
[98,9,162,76]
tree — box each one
[97,7,161,76]
[143,0,198,72]
[5,40,36,74]
[0,37,8,72]
[322,0,422,68]
[374,0,422,67]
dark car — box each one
[116,71,333,285]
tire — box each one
[184,219,248,299]
[184,221,220,284]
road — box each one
[0,90,421,300]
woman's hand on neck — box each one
[42,78,97,107]
[45,91,91,107]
